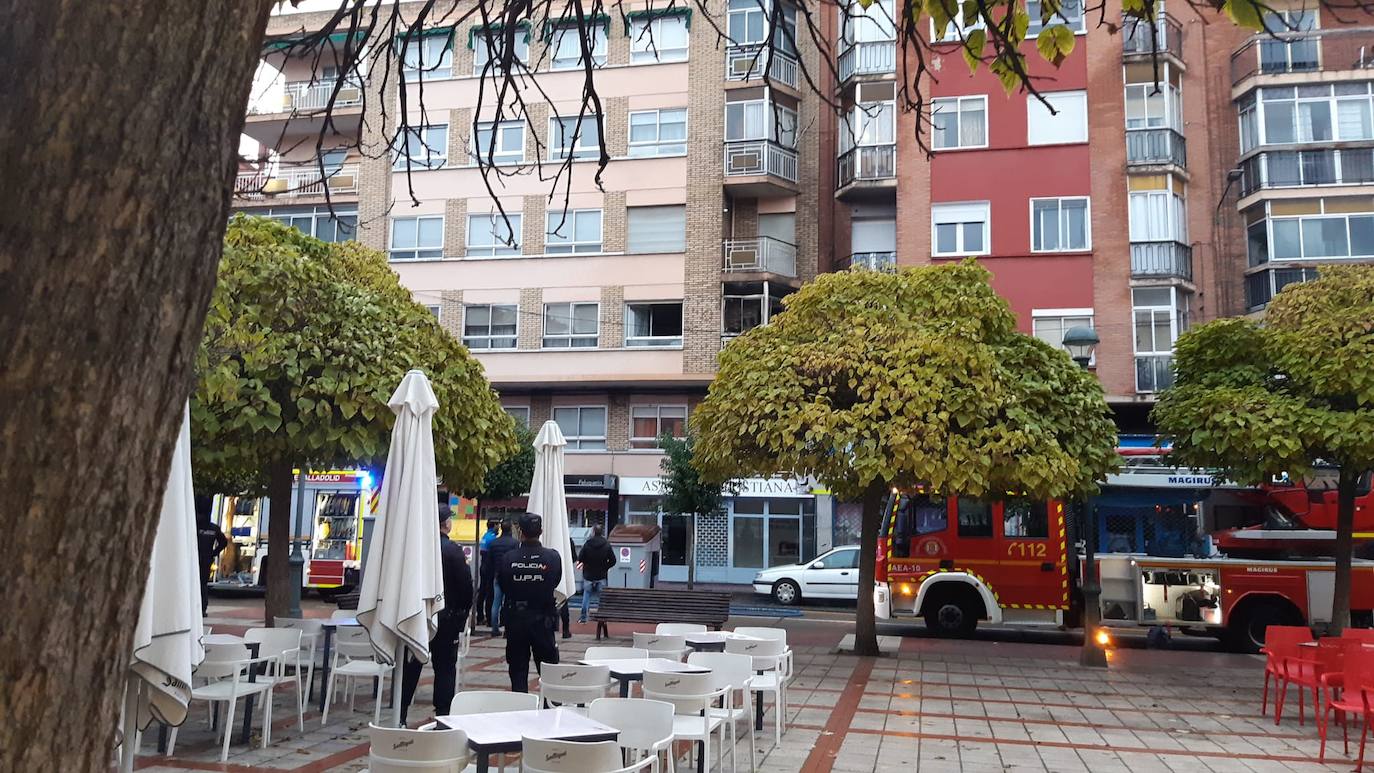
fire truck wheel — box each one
[923,587,980,637]
[772,579,801,606]
[1226,599,1301,654]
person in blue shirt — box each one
[474,519,499,626]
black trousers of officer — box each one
[504,606,559,692]
[401,613,464,722]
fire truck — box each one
[873,468,1374,652]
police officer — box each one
[399,506,472,723]
[496,512,561,692]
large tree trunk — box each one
[265,460,296,623]
[853,480,889,657]
[0,3,274,770]
[1331,468,1361,635]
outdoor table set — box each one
[434,707,619,773]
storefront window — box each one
[733,517,765,567]
[769,517,800,566]
[833,502,863,547]
[661,513,689,565]
[622,496,661,527]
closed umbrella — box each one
[121,404,205,773]
[528,420,576,604]
[356,369,444,726]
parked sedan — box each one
[752,545,861,605]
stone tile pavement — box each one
[126,600,1362,772]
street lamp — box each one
[287,468,307,618]
[1062,326,1108,668]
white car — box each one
[752,546,861,605]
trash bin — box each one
[607,524,662,589]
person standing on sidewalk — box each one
[497,513,561,692]
[400,507,472,724]
[576,525,615,623]
[195,504,229,616]
[474,518,499,626]
[486,520,518,636]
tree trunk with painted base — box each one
[0,3,274,770]
[853,481,889,657]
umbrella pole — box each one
[392,646,405,727]
[119,680,138,773]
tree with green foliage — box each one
[474,423,537,502]
[692,261,1119,655]
[193,216,517,620]
[658,433,736,590]
[1154,265,1374,635]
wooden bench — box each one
[590,588,732,640]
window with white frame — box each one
[630,405,688,448]
[628,109,688,157]
[553,406,607,450]
[472,121,524,165]
[401,32,454,79]
[542,302,599,347]
[389,216,444,260]
[1027,91,1088,145]
[1125,79,1183,131]
[549,115,601,160]
[1133,287,1184,362]
[1260,199,1374,262]
[267,206,357,243]
[1030,197,1090,252]
[462,304,518,349]
[725,99,798,147]
[545,209,602,254]
[931,96,987,150]
[931,202,990,256]
[932,12,983,43]
[841,87,895,152]
[466,212,521,257]
[504,405,531,427]
[471,25,530,73]
[625,302,684,347]
[841,0,895,45]
[728,0,797,53]
[630,14,690,63]
[393,125,448,169]
[550,22,607,70]
[627,206,686,253]
[1128,181,1188,242]
[1026,0,1085,35]
[1031,310,1094,358]
[1242,84,1374,153]
[426,304,442,320]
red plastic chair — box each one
[1321,645,1374,769]
[1344,629,1374,645]
[1280,636,1345,726]
[1262,625,1314,720]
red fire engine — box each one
[873,479,1374,653]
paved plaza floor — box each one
[128,598,1358,772]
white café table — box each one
[434,707,619,773]
[684,631,763,652]
[580,657,709,697]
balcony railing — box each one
[1135,354,1175,393]
[235,163,360,198]
[725,44,799,89]
[1130,240,1193,281]
[1126,128,1187,168]
[724,140,799,183]
[249,79,365,115]
[845,251,896,272]
[1239,147,1374,197]
[723,236,798,276]
[838,40,896,81]
[837,144,896,188]
[1231,27,1374,85]
[1122,15,1183,60]
[1246,265,1322,309]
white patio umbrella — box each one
[355,369,444,726]
[120,403,205,773]
[528,420,576,604]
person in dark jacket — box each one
[195,501,230,616]
[400,506,473,724]
[577,525,616,623]
[486,520,518,636]
[474,519,499,626]
[497,513,561,692]
[558,537,575,638]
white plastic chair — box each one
[689,653,757,771]
[589,697,677,773]
[244,626,305,732]
[730,629,792,729]
[167,643,275,762]
[272,616,324,696]
[332,609,357,620]
[322,626,393,725]
[202,625,214,636]
[367,722,468,773]
[655,623,707,636]
[538,663,613,709]
[725,637,788,745]
[521,736,654,773]
[642,669,730,773]
[583,646,648,661]
[633,633,689,662]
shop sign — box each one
[565,473,618,493]
[618,475,817,498]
